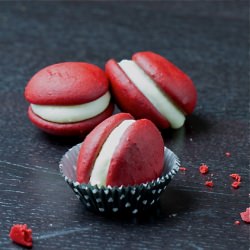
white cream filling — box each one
[31,92,111,123]
[118,60,185,129]
[90,119,135,187]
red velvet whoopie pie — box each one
[25,62,114,136]
[105,51,197,129]
[77,113,164,187]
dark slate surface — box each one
[0,1,249,249]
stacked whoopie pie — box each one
[25,51,196,214]
[106,51,197,129]
[25,62,113,136]
[76,113,164,187]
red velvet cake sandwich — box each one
[105,51,197,129]
[59,113,180,214]
[25,62,114,136]
[76,113,164,187]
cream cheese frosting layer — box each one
[118,60,185,129]
[90,119,135,187]
[31,92,111,123]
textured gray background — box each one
[0,1,249,249]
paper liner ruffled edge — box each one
[59,143,180,214]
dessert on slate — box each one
[105,51,197,129]
[77,113,164,187]
[24,62,114,136]
[60,113,180,214]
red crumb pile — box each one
[240,208,250,223]
[230,173,241,182]
[205,180,214,187]
[9,224,32,248]
[199,164,209,174]
[231,181,240,189]
[230,173,241,189]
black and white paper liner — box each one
[59,143,180,214]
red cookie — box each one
[105,51,197,129]
[77,113,164,187]
[25,62,114,136]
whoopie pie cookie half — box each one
[105,51,197,129]
[77,113,164,187]
[25,62,114,136]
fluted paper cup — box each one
[59,143,180,215]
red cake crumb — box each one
[199,164,209,174]
[234,220,240,225]
[179,167,187,171]
[225,152,231,157]
[230,173,241,182]
[240,208,250,223]
[205,180,214,187]
[9,224,32,248]
[231,181,241,189]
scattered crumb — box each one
[179,167,187,171]
[231,181,241,189]
[240,208,250,223]
[230,173,241,182]
[199,164,209,174]
[205,180,214,187]
[234,220,240,225]
[225,152,231,157]
[230,174,241,189]
[9,224,32,248]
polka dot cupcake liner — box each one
[59,143,180,215]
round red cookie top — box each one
[77,113,164,187]
[25,62,109,105]
[132,51,197,114]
